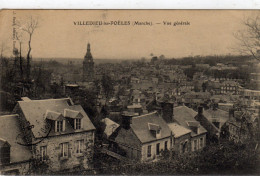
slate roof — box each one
[102,118,120,138]
[0,114,32,163]
[204,109,229,124]
[130,111,172,143]
[173,106,207,136]
[45,110,65,121]
[64,109,83,119]
[17,98,95,138]
[167,122,191,138]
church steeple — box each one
[83,42,94,82]
[84,43,93,61]
[87,43,90,52]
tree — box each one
[15,30,24,78]
[101,74,114,105]
[17,16,39,80]
[234,13,260,61]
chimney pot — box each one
[198,106,203,115]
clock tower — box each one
[83,43,94,82]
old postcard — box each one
[0,10,259,175]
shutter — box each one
[68,143,72,157]
[55,121,57,132]
[63,120,66,131]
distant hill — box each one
[32,57,139,65]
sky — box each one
[0,10,257,59]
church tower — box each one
[83,43,94,82]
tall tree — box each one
[234,13,260,61]
[17,16,39,80]
[15,30,24,79]
[101,74,114,105]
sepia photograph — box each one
[0,9,260,175]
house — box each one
[173,106,207,152]
[0,115,32,175]
[167,123,191,154]
[111,111,172,162]
[146,98,194,154]
[194,107,220,142]
[223,111,257,143]
[204,108,229,130]
[220,81,239,95]
[12,97,96,172]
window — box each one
[194,140,197,151]
[40,146,47,161]
[164,141,168,150]
[147,145,151,157]
[182,141,188,153]
[76,140,84,154]
[74,119,81,129]
[55,120,64,132]
[60,142,69,157]
[200,138,203,148]
[156,143,160,155]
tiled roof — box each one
[45,110,65,121]
[130,111,172,143]
[17,98,95,138]
[64,109,83,119]
[173,106,207,136]
[102,118,120,138]
[0,114,32,163]
[204,109,229,123]
[167,122,191,138]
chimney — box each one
[198,106,203,115]
[121,111,135,130]
[212,103,218,111]
[158,100,174,123]
[229,109,234,118]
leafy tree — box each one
[101,74,114,105]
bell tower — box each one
[83,43,94,82]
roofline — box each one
[0,114,19,118]
[34,128,96,140]
[142,135,172,145]
[174,131,191,138]
[17,97,71,103]
[132,111,158,119]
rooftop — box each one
[0,114,32,163]
[131,111,172,143]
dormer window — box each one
[74,119,81,130]
[186,121,200,134]
[55,120,65,132]
[148,123,161,138]
[64,109,83,130]
[45,110,66,133]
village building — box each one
[0,114,32,175]
[173,106,207,152]
[110,111,172,162]
[12,97,96,172]
[220,81,239,95]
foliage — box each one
[101,74,114,103]
[28,157,51,174]
[100,140,259,175]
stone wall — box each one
[34,130,95,172]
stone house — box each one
[173,106,207,152]
[167,123,192,154]
[12,97,96,172]
[110,111,172,162]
